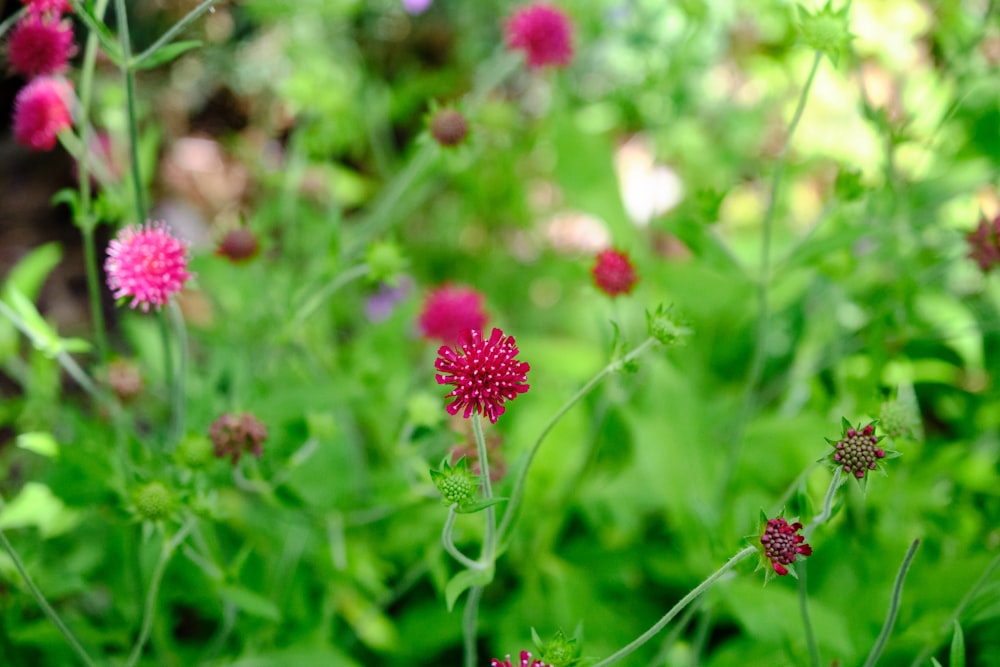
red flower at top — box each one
[12,75,73,151]
[491,650,553,667]
[418,284,488,344]
[7,11,76,78]
[504,3,573,69]
[21,0,72,16]
[435,328,530,424]
[591,248,638,297]
[760,517,812,576]
[105,222,192,312]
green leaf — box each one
[217,584,282,621]
[2,243,62,302]
[931,659,943,667]
[16,432,59,458]
[949,620,965,667]
[445,567,493,612]
[4,287,61,357]
[132,40,203,70]
[0,482,81,538]
[454,497,508,514]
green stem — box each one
[125,517,195,667]
[497,337,659,546]
[804,467,842,540]
[591,546,757,667]
[114,0,147,223]
[908,548,1000,667]
[288,263,369,329]
[716,50,824,504]
[471,415,496,563]
[462,585,484,667]
[0,523,98,667]
[441,504,485,571]
[131,0,220,67]
[168,300,187,447]
[798,561,821,667]
[862,539,920,667]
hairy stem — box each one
[862,539,920,667]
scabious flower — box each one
[21,0,72,15]
[827,420,889,480]
[429,108,469,147]
[759,517,812,576]
[966,214,1000,272]
[435,328,530,424]
[430,456,478,507]
[216,228,260,263]
[7,11,76,77]
[209,412,268,464]
[491,651,553,667]
[505,3,573,69]
[418,284,489,344]
[591,248,638,297]
[12,75,73,151]
[105,222,191,311]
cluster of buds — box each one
[824,418,898,487]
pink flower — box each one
[435,328,530,424]
[7,12,76,77]
[760,517,812,576]
[402,0,432,14]
[21,0,72,16]
[12,76,73,151]
[591,248,638,297]
[505,3,573,69]
[418,284,488,344]
[105,222,192,311]
[491,651,552,667]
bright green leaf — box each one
[217,584,282,622]
[454,497,508,514]
[132,40,203,70]
[949,620,965,667]
[445,566,493,612]
[0,483,80,538]
[16,432,59,458]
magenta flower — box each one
[105,222,191,311]
[7,12,76,77]
[435,328,530,424]
[505,3,574,69]
[591,248,638,297]
[12,75,72,151]
[760,517,812,576]
[402,0,432,14]
[491,651,553,667]
[418,284,488,344]
[21,0,72,16]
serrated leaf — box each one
[455,497,508,514]
[132,40,202,70]
[217,585,282,621]
[949,620,965,667]
[16,432,59,458]
[445,567,493,611]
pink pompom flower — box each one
[105,222,192,312]
[591,248,638,297]
[435,328,530,424]
[12,75,73,151]
[7,11,76,77]
[491,651,552,667]
[759,517,812,577]
[21,0,72,16]
[418,284,488,344]
[504,3,574,69]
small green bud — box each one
[430,457,479,507]
[798,1,852,64]
[366,242,408,287]
[879,400,921,441]
[175,435,214,469]
[834,167,864,201]
[538,629,581,667]
[646,304,691,346]
[134,482,173,521]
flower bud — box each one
[429,108,469,147]
[133,482,173,521]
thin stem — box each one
[168,300,187,447]
[157,308,175,443]
[131,0,220,67]
[798,561,821,667]
[862,539,920,667]
[497,337,659,546]
[643,596,702,667]
[591,546,757,667]
[114,0,147,223]
[442,504,485,571]
[125,517,196,667]
[804,467,842,540]
[80,230,108,363]
[908,548,1000,667]
[462,585,484,667]
[716,50,824,504]
[0,522,98,667]
[288,263,369,329]
[471,415,496,563]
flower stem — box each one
[862,539,920,667]
[471,415,496,563]
[804,467,842,540]
[462,585,484,667]
[114,0,147,224]
[288,263,369,329]
[168,300,187,447]
[131,0,220,68]
[591,546,757,667]
[497,336,659,547]
[797,561,821,667]
[158,308,175,443]
[442,504,485,571]
[125,517,195,667]
[716,50,824,505]
[0,519,98,667]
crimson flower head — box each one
[12,75,72,151]
[105,222,192,312]
[435,328,530,424]
[966,215,1000,272]
[21,0,72,16]
[505,3,573,69]
[491,650,553,667]
[418,284,488,344]
[759,516,812,577]
[591,248,638,297]
[7,11,76,77]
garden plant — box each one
[1,0,999,666]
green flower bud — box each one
[538,629,581,667]
[645,304,691,346]
[134,482,173,522]
[798,1,852,64]
[175,435,214,469]
[366,242,408,287]
[430,456,479,507]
